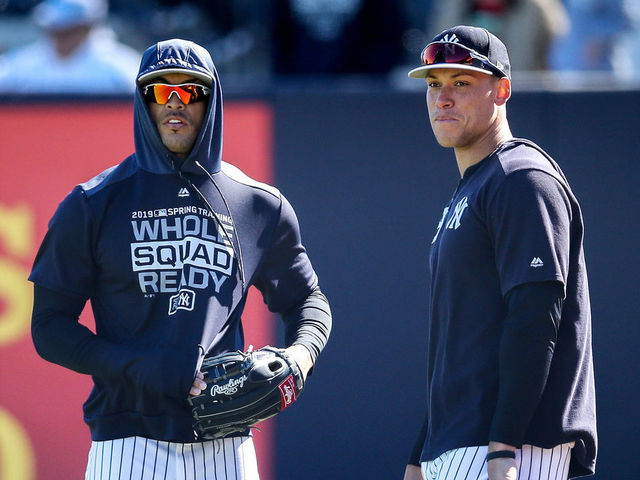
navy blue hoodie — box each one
[29,39,320,442]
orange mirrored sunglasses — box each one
[143,83,211,105]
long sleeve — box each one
[489,280,564,446]
[31,284,199,400]
[281,286,332,364]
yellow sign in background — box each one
[0,203,35,480]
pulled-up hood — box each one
[133,39,223,175]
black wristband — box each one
[486,450,516,461]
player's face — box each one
[146,73,207,158]
[425,68,509,150]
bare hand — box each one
[285,344,313,381]
[487,441,518,480]
[403,464,423,480]
[189,370,207,396]
[487,457,517,480]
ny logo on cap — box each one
[442,34,460,44]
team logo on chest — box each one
[445,197,468,230]
[432,196,469,244]
[432,206,450,244]
[168,288,196,314]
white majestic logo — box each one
[211,375,248,396]
[178,187,190,197]
[530,257,544,268]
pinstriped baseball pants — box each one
[421,443,574,480]
[85,436,259,480]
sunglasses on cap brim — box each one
[143,83,211,105]
[420,42,505,77]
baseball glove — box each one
[188,345,305,439]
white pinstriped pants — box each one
[85,436,259,480]
[421,443,574,480]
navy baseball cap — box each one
[408,25,511,79]
[137,40,214,87]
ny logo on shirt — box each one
[432,206,448,244]
[432,197,469,244]
[168,288,196,315]
[446,197,468,230]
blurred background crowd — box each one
[0,0,639,93]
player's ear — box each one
[495,77,511,105]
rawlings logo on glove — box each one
[211,375,248,396]
[188,346,305,439]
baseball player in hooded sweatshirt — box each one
[29,38,332,480]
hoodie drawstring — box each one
[170,157,246,294]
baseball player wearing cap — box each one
[29,39,332,480]
[0,0,141,94]
[403,26,597,480]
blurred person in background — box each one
[0,0,140,94]
[428,0,569,71]
[550,0,639,78]
[615,0,640,78]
